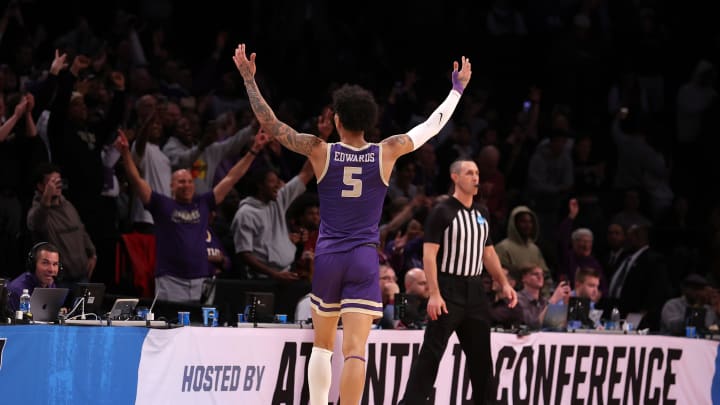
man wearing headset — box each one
[6,242,61,312]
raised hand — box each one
[568,198,579,220]
[252,128,270,151]
[232,43,257,82]
[451,56,472,93]
[41,172,62,206]
[50,49,68,76]
[550,280,571,305]
[393,230,408,251]
[113,130,130,153]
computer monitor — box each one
[394,293,427,329]
[211,280,276,326]
[71,283,106,317]
[567,297,591,327]
[243,291,275,323]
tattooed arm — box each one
[379,134,414,183]
[232,43,326,160]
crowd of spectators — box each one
[1,1,719,330]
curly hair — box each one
[332,84,378,133]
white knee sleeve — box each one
[308,347,333,405]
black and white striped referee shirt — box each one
[424,197,492,277]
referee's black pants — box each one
[400,274,493,405]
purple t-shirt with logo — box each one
[146,191,216,279]
[315,143,387,254]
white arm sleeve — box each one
[407,89,462,150]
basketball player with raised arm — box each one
[233,43,471,404]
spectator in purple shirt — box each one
[7,242,60,311]
[114,127,268,303]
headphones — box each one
[26,241,63,273]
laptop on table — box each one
[30,288,69,323]
[109,298,139,320]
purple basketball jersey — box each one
[315,143,388,255]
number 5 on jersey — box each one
[341,166,362,198]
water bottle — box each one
[19,289,31,314]
[609,307,621,330]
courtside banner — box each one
[0,325,147,404]
[491,332,719,405]
[135,328,720,404]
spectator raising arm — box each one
[115,130,152,205]
[213,128,269,204]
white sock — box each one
[308,347,333,405]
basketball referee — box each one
[399,159,517,404]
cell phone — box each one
[523,100,532,112]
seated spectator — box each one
[7,242,60,312]
[115,128,267,303]
[404,268,429,299]
[379,281,401,329]
[660,274,716,336]
[397,268,429,329]
[544,267,602,330]
[516,264,551,330]
[379,264,398,292]
[488,267,523,329]
[517,263,571,330]
[26,163,96,289]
